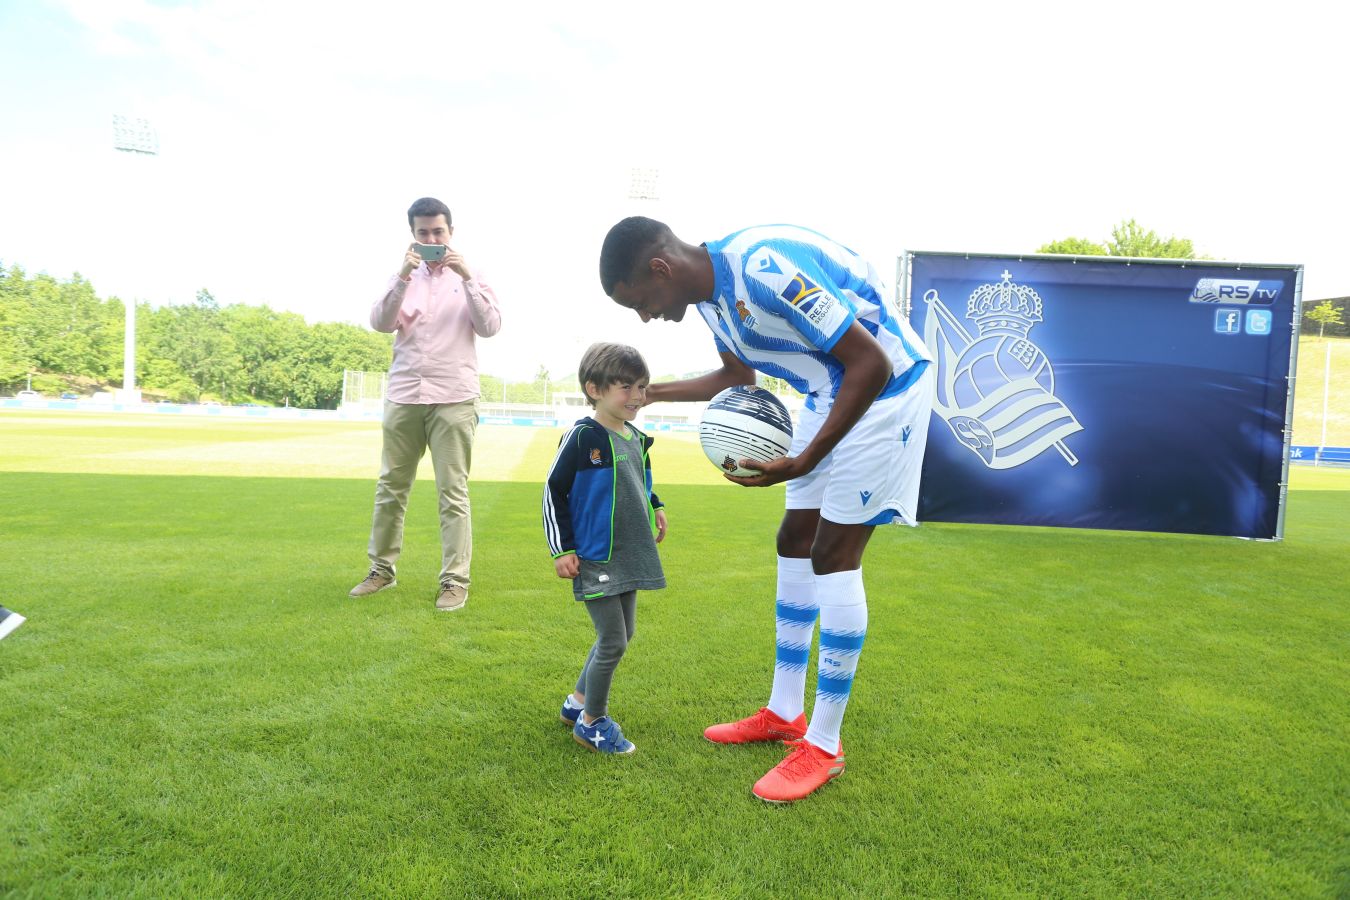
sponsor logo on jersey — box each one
[756,256,783,275]
[779,272,824,313]
[805,295,837,326]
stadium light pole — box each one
[112,114,159,405]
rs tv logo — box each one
[1190,278,1282,305]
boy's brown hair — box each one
[578,343,650,408]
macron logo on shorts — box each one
[860,490,873,506]
[902,425,912,446]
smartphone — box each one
[413,242,447,261]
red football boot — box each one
[751,739,845,804]
[703,707,807,744]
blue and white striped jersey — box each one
[699,225,931,405]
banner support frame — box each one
[1274,265,1305,541]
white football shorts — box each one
[785,365,935,526]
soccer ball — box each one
[699,385,794,477]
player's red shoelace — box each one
[751,738,846,803]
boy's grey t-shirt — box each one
[574,426,666,601]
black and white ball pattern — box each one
[699,385,794,477]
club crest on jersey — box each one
[734,299,758,329]
[589,448,603,466]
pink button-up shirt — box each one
[370,263,502,405]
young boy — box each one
[542,343,669,755]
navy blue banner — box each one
[909,254,1300,539]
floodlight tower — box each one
[112,114,159,405]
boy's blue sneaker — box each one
[573,715,635,755]
[560,694,584,726]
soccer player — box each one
[599,218,934,803]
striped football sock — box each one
[804,568,867,752]
[767,555,818,722]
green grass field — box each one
[1,413,1347,898]
[1292,336,1350,446]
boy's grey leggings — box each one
[575,591,637,719]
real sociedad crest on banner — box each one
[922,270,1081,470]
[910,252,1301,538]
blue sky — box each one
[1,0,1343,380]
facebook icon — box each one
[1215,309,1241,334]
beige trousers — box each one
[367,399,478,588]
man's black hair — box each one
[599,216,671,295]
[407,197,452,231]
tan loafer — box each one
[349,570,396,597]
[435,584,468,612]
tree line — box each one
[7,220,1336,406]
[0,263,395,408]
[1037,218,1202,258]
[0,262,733,408]
[1037,220,1346,339]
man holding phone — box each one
[350,197,503,612]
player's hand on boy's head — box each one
[724,454,805,488]
[553,554,579,578]
[654,508,668,543]
[399,244,422,279]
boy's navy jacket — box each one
[543,417,663,562]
